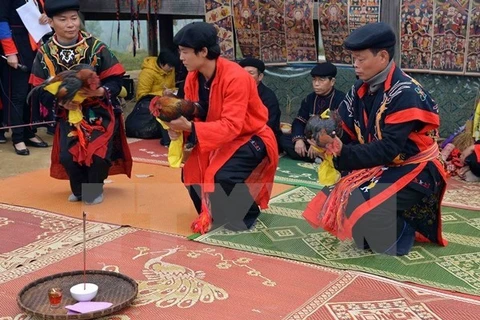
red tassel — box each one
[191,202,212,234]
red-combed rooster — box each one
[149,95,205,122]
[29,65,105,149]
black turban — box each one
[44,0,80,18]
[310,62,337,78]
[344,22,396,51]
[238,57,265,73]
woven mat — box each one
[2,227,480,319]
[0,203,119,273]
[443,177,480,211]
[128,138,170,166]
[275,156,324,189]
[194,186,480,296]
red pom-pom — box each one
[190,210,212,234]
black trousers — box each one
[185,136,267,230]
[0,27,35,144]
[351,185,425,256]
[58,119,116,202]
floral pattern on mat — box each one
[0,203,120,273]
[3,227,480,319]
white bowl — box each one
[70,283,98,302]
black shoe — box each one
[25,136,48,148]
[0,132,6,144]
[13,143,30,156]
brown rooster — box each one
[29,65,104,149]
[305,108,343,148]
[149,95,205,122]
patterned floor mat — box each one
[194,186,480,296]
[0,203,120,273]
[2,228,480,319]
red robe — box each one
[183,57,278,209]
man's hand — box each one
[294,139,307,157]
[168,129,182,141]
[39,13,50,25]
[6,55,18,69]
[315,134,343,156]
[167,116,192,132]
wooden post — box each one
[148,17,159,57]
[159,15,175,53]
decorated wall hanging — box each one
[205,0,236,60]
[318,0,381,65]
[400,0,480,76]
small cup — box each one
[48,287,63,308]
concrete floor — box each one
[0,128,54,179]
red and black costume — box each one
[30,31,132,202]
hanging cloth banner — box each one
[284,0,317,63]
[400,0,479,76]
[318,0,350,64]
[232,0,261,58]
[258,0,288,64]
[205,0,235,60]
[466,0,480,75]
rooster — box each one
[305,108,343,147]
[305,108,343,186]
[29,65,104,149]
[149,95,205,122]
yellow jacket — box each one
[136,56,176,100]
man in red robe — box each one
[166,22,278,233]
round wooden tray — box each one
[17,270,138,319]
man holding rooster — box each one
[29,0,132,205]
[303,22,447,256]
[162,22,278,233]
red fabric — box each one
[50,113,132,180]
[0,39,18,56]
[182,57,278,209]
[474,144,480,162]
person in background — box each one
[0,0,50,155]
[136,50,179,101]
[239,57,281,149]
[30,0,132,205]
[166,22,278,233]
[280,62,345,162]
[303,22,447,256]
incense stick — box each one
[83,211,86,290]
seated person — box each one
[128,50,179,144]
[280,62,345,162]
[136,50,178,100]
[303,22,447,256]
[239,57,281,147]
[459,140,480,182]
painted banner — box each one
[465,0,480,74]
[205,0,235,60]
[258,0,288,64]
[431,0,470,73]
[233,0,261,58]
[400,0,478,75]
[284,0,317,63]
[400,0,435,71]
[318,0,350,64]
[348,0,381,32]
